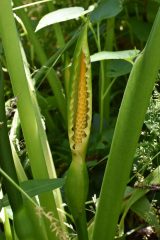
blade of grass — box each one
[46,1,71,96]
[9,110,28,181]
[0,65,46,240]
[47,2,65,48]
[9,109,49,240]
[0,1,66,239]
[13,0,67,125]
[34,26,79,89]
[4,208,12,240]
[0,67,22,212]
[92,7,160,240]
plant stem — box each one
[4,208,12,240]
[47,2,65,48]
[0,65,22,217]
[92,7,160,240]
[47,1,71,97]
[97,23,105,133]
[0,65,45,240]
[0,1,64,239]
[103,17,115,124]
[103,77,117,100]
[75,210,88,240]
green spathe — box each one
[65,23,92,240]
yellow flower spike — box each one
[68,26,92,159]
[65,23,92,240]
[74,52,88,145]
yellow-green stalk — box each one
[65,24,92,240]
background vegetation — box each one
[0,0,160,239]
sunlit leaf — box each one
[36,7,94,31]
[91,50,140,63]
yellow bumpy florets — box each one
[74,51,88,148]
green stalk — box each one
[13,0,67,124]
[10,140,28,181]
[9,104,49,240]
[34,29,79,88]
[103,77,117,100]
[0,65,45,240]
[0,67,22,212]
[97,23,104,133]
[0,1,65,239]
[92,7,160,240]
[65,159,89,240]
[9,109,21,143]
[98,18,115,132]
[0,166,48,240]
[47,2,65,48]
[46,2,71,97]
[4,208,12,240]
[103,18,115,124]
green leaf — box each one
[90,50,140,63]
[153,0,160,3]
[21,178,65,196]
[119,166,160,235]
[36,92,48,109]
[0,178,65,208]
[106,60,132,78]
[90,0,123,23]
[129,18,152,42]
[0,232,5,240]
[35,7,94,31]
[131,196,160,235]
[147,1,160,22]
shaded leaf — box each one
[106,60,132,78]
[0,178,65,208]
[90,0,123,23]
[129,18,152,42]
[147,1,160,22]
[119,166,160,235]
[21,178,65,196]
[131,196,160,235]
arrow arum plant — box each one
[65,23,92,240]
[1,1,160,240]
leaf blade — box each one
[90,0,123,23]
[36,7,85,31]
[90,50,140,63]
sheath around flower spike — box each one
[65,23,92,240]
